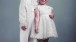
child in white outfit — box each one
[30,0,58,40]
[19,0,38,42]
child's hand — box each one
[21,25,27,31]
[49,14,54,19]
[34,28,38,34]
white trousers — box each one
[19,17,37,42]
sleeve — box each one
[50,7,54,14]
[19,0,27,26]
[48,6,53,13]
[51,7,53,10]
[51,7,54,14]
[49,6,53,11]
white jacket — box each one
[19,0,38,26]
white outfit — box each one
[30,4,58,39]
[19,0,38,42]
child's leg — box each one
[28,37,37,42]
[20,25,37,42]
[20,20,37,42]
[37,38,49,42]
[20,24,29,42]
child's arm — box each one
[49,10,54,19]
[49,7,54,19]
[34,7,40,34]
[19,0,27,31]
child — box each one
[30,0,58,41]
[19,0,38,42]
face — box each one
[39,0,47,5]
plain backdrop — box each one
[0,0,76,42]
